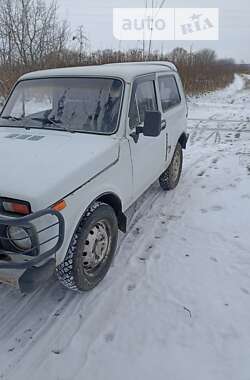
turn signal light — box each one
[2,201,30,215]
[52,200,67,212]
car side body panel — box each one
[54,137,133,265]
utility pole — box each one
[147,0,166,60]
[73,25,88,64]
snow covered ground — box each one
[1,74,250,380]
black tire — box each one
[56,202,118,291]
[159,142,183,191]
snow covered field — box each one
[1,74,250,380]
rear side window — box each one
[158,76,181,112]
[129,80,157,129]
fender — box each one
[87,192,127,233]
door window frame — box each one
[128,74,159,130]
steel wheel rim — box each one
[82,220,111,273]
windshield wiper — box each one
[30,116,62,128]
[30,116,75,133]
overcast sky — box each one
[56,0,250,63]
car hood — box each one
[0,127,120,210]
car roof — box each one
[19,61,178,82]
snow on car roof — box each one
[19,61,177,82]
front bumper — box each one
[0,208,65,293]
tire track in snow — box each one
[1,74,250,380]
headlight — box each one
[7,226,32,251]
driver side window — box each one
[129,80,157,129]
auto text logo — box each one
[113,8,219,41]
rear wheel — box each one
[159,142,183,191]
[56,202,118,291]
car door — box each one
[127,75,167,200]
[157,73,185,164]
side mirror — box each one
[143,111,162,137]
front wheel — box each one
[56,202,118,291]
[159,142,183,191]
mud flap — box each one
[19,259,56,293]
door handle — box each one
[161,120,167,130]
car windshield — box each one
[0,77,123,134]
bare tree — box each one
[0,0,69,66]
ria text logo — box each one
[113,8,219,41]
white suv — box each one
[0,62,188,293]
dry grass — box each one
[0,48,248,96]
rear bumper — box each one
[0,208,65,292]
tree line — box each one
[0,0,248,96]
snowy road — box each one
[1,74,250,380]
